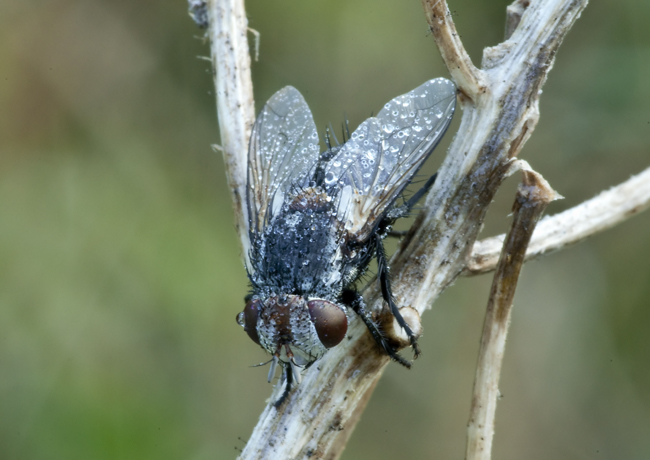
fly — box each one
[236,78,456,406]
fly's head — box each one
[236,294,348,379]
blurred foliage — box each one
[0,0,649,459]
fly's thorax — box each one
[236,294,349,365]
[250,186,345,297]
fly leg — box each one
[384,173,438,235]
[372,174,436,353]
[404,172,437,211]
[342,289,412,368]
[386,230,408,238]
[375,233,421,358]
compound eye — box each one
[237,299,262,345]
[307,299,348,348]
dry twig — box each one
[465,165,650,275]
[421,0,487,101]
[205,0,255,268]
[465,163,560,460]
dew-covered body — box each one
[250,187,354,301]
[236,78,456,405]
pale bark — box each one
[465,165,650,275]
[206,0,255,269]
[465,165,559,460]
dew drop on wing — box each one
[324,172,337,185]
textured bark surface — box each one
[206,0,255,268]
[465,165,559,460]
[465,165,650,275]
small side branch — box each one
[465,167,559,460]
[421,0,487,102]
[505,0,529,40]
[465,165,650,275]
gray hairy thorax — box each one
[250,185,361,300]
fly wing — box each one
[323,78,456,241]
[246,86,320,238]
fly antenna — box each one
[290,359,302,384]
[268,354,279,383]
[273,363,293,408]
[285,345,302,384]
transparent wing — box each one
[246,86,320,237]
[323,78,456,240]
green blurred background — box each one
[1,0,649,459]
